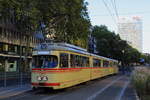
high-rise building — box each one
[118,16,143,52]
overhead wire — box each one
[111,0,119,20]
[90,11,150,17]
[102,0,118,27]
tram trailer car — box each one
[31,43,118,90]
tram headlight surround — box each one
[43,76,48,81]
[37,76,42,81]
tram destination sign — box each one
[37,51,50,55]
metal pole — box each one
[19,34,23,87]
[4,60,6,87]
[4,68,6,87]
[20,71,22,87]
[19,30,22,87]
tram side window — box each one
[79,56,85,67]
[114,62,118,67]
[75,55,81,67]
[75,55,80,67]
[93,59,101,67]
[84,57,89,67]
[70,54,81,68]
[70,54,89,67]
[60,53,68,68]
[78,56,83,67]
[109,62,113,67]
[70,54,76,67]
[82,57,86,67]
[103,60,109,67]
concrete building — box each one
[118,16,143,52]
[0,18,41,73]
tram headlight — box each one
[37,76,42,81]
[43,76,48,81]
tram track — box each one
[39,75,123,100]
[1,75,134,100]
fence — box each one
[0,72,31,87]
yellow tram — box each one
[31,43,118,89]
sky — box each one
[86,0,150,53]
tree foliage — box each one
[0,0,90,47]
[141,54,150,64]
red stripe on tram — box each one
[32,67,112,71]
[32,82,60,86]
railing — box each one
[0,72,31,87]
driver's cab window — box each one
[60,53,68,68]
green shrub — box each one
[131,67,150,98]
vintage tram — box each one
[31,43,118,89]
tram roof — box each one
[35,43,118,62]
[90,54,118,62]
[35,42,87,52]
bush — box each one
[131,67,150,99]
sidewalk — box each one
[0,84,31,99]
[121,81,139,100]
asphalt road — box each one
[1,75,136,100]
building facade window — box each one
[3,44,8,52]
[8,44,17,54]
[0,59,5,72]
[0,43,3,53]
[5,59,17,72]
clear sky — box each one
[86,0,150,53]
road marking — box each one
[87,76,123,100]
[41,95,58,100]
[116,80,130,100]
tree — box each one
[35,0,91,47]
[92,25,142,66]
[0,0,91,48]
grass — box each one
[131,67,150,100]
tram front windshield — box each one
[33,55,58,68]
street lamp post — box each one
[122,50,125,74]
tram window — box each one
[75,55,79,67]
[84,57,89,67]
[109,62,113,67]
[103,60,109,67]
[78,55,83,67]
[70,54,89,67]
[80,56,84,67]
[114,62,118,66]
[32,55,58,68]
[93,59,101,67]
[82,57,87,67]
[70,54,76,67]
[60,53,68,68]
[78,56,82,67]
